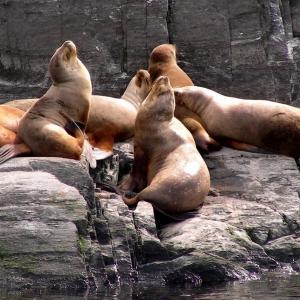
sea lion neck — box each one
[122,77,147,109]
[122,89,141,110]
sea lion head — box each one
[142,75,175,121]
[173,86,197,106]
[49,40,91,89]
[134,69,151,101]
[122,69,151,106]
[149,44,176,65]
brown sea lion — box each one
[174,86,300,157]
[120,76,210,214]
[0,105,24,146]
[0,40,93,164]
[3,69,151,158]
[148,43,220,152]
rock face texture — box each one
[1,145,300,292]
[0,158,94,291]
[0,0,299,103]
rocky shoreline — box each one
[1,142,300,294]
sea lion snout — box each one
[61,41,77,60]
[173,88,184,105]
[153,76,173,98]
[63,40,76,50]
[156,75,169,85]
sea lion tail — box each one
[0,143,31,164]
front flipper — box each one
[92,148,113,160]
[223,139,270,154]
[81,140,97,169]
[118,145,147,193]
[192,130,222,153]
[0,143,31,164]
[89,135,115,159]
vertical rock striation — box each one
[0,0,299,103]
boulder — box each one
[1,145,300,291]
[0,158,93,291]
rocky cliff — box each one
[1,144,300,294]
[0,0,300,103]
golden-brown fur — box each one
[4,70,151,154]
[175,86,300,157]
[0,41,92,163]
[120,76,210,214]
[148,44,220,152]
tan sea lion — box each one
[148,43,220,152]
[0,40,93,164]
[0,105,24,146]
[120,76,210,214]
[3,69,151,158]
[174,86,300,157]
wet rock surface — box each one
[0,0,299,103]
[1,144,300,292]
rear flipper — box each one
[0,143,31,164]
[89,135,114,160]
[208,187,221,197]
[92,148,113,160]
[175,105,221,153]
[193,131,221,153]
[122,194,139,209]
[223,139,271,154]
[122,192,195,222]
[81,139,114,169]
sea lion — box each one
[148,43,220,152]
[120,76,210,214]
[0,40,93,164]
[174,86,300,157]
[85,70,151,156]
[3,69,151,157]
[0,105,24,145]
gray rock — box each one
[90,145,300,286]
[0,0,299,103]
[0,160,92,291]
[1,142,300,291]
